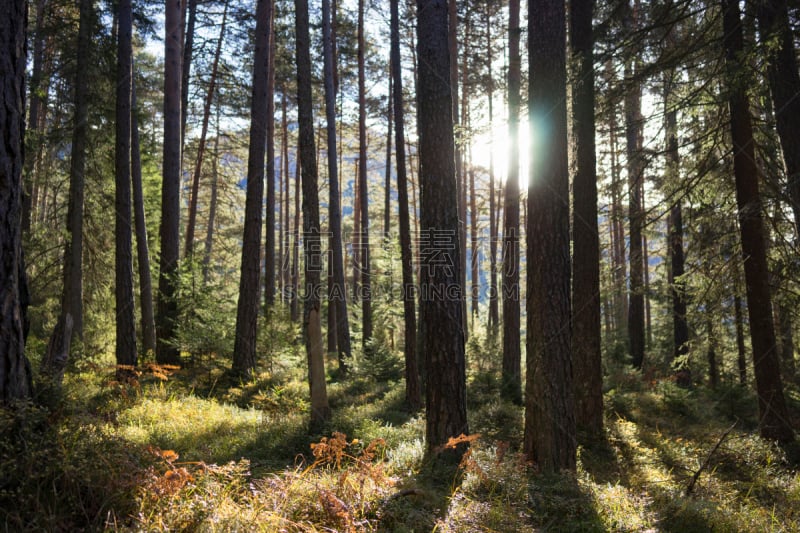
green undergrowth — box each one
[2,346,799,531]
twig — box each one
[685,420,737,495]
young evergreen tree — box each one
[524,0,576,472]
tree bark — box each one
[264,7,277,310]
[296,0,330,424]
[524,0,576,472]
[202,100,221,285]
[570,0,603,435]
[157,0,184,365]
[357,0,372,344]
[501,0,522,405]
[392,0,420,410]
[624,0,645,370]
[290,138,301,323]
[722,0,794,443]
[232,0,272,377]
[665,64,689,369]
[131,65,157,357]
[180,0,197,146]
[486,8,499,335]
[185,3,227,259]
[756,0,800,236]
[323,0,352,370]
[417,0,469,456]
[1,0,34,402]
[384,68,392,240]
[114,0,138,380]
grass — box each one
[2,344,799,532]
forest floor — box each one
[3,333,800,532]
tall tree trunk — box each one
[486,8,499,335]
[417,0,469,456]
[448,0,467,339]
[232,0,272,377]
[706,313,719,389]
[665,64,689,370]
[1,0,34,402]
[624,0,645,370]
[391,0,420,410]
[524,0,576,473]
[296,0,330,424]
[114,0,137,381]
[22,0,50,236]
[185,4,227,259]
[181,0,197,146]
[131,66,157,357]
[327,244,337,355]
[384,68,392,240]
[501,0,522,405]
[470,164,479,321]
[607,81,627,336]
[157,0,184,365]
[323,0,351,370]
[722,0,794,443]
[264,8,277,310]
[282,93,291,301]
[756,0,800,236]
[733,269,747,385]
[357,0,372,344]
[290,140,301,322]
[570,0,603,435]
[42,0,92,383]
[202,99,220,285]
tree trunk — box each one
[323,0,351,370]
[448,0,467,340]
[734,266,747,385]
[131,65,157,357]
[282,93,291,301]
[157,0,184,365]
[42,0,92,382]
[185,3,227,259]
[707,313,719,389]
[1,0,34,402]
[22,0,50,236]
[232,0,271,377]
[624,0,645,370]
[391,0,420,410]
[202,99,221,285]
[296,0,330,424]
[665,65,689,369]
[384,68,392,240]
[756,0,800,236]
[181,0,197,141]
[264,8,277,310]
[357,0,372,344]
[417,0,469,456]
[327,244,337,355]
[524,0,576,472]
[114,0,137,381]
[722,0,794,443]
[290,138,301,323]
[570,0,603,435]
[486,9,499,335]
[470,165,479,321]
[501,0,522,405]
